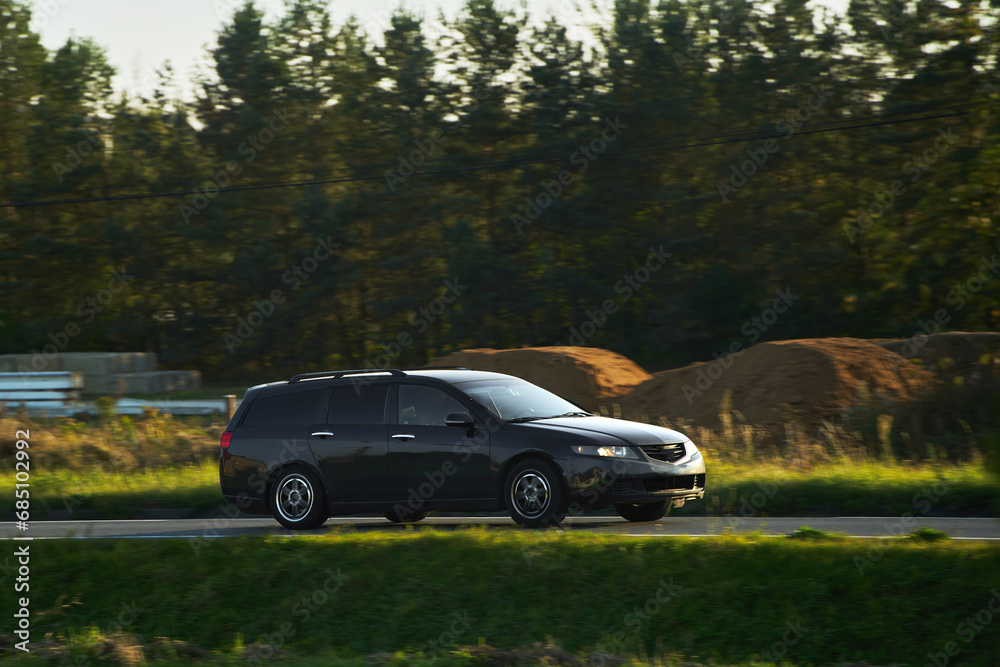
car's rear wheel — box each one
[615,500,670,522]
[383,509,429,523]
[504,459,566,528]
[271,466,328,530]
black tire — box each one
[271,466,328,530]
[383,509,429,523]
[615,500,671,522]
[504,459,566,528]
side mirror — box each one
[444,412,475,428]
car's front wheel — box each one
[383,509,429,523]
[504,459,566,528]
[615,500,670,522]
[271,466,328,530]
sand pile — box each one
[427,347,651,412]
[614,338,937,428]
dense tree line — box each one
[1,0,998,379]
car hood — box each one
[517,416,689,445]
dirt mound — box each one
[428,347,652,411]
[614,338,937,428]
[875,331,1000,381]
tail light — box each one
[220,431,233,449]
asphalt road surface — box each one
[2,515,999,540]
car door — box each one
[308,383,390,503]
[388,383,491,503]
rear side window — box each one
[327,385,388,424]
[242,390,323,427]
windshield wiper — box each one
[506,416,547,423]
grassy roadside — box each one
[1,459,993,519]
[2,531,999,665]
[1,413,995,519]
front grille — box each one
[612,479,638,496]
[643,475,695,492]
[639,441,687,463]
[614,474,706,496]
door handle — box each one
[311,431,335,437]
[391,433,416,440]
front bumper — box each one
[561,448,706,509]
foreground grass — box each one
[2,531,999,665]
[0,458,993,519]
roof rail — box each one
[289,369,407,383]
[402,366,471,371]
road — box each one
[2,515,999,540]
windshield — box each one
[454,378,586,421]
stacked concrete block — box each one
[0,352,200,395]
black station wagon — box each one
[219,368,706,529]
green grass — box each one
[0,461,223,518]
[1,412,995,519]
[2,531,999,665]
[684,458,997,517]
[1,458,994,519]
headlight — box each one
[572,444,638,459]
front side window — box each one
[397,385,466,426]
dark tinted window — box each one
[242,390,322,427]
[328,385,388,424]
[398,385,466,426]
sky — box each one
[31,0,848,101]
